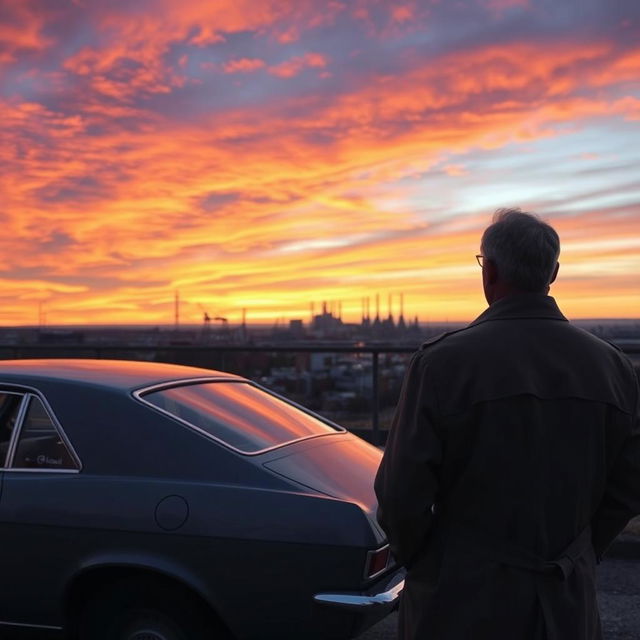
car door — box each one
[0,390,81,629]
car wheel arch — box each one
[63,563,233,638]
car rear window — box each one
[141,382,340,453]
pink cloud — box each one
[269,52,328,78]
[276,27,300,44]
[391,4,417,24]
[223,58,267,74]
[0,0,54,63]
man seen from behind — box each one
[375,208,640,640]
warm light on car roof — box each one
[0,359,240,389]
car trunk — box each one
[262,433,383,521]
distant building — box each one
[288,319,305,339]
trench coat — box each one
[375,294,640,640]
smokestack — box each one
[174,290,180,330]
[398,293,407,330]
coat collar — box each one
[469,293,568,328]
[421,294,568,350]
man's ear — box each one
[485,258,499,285]
[550,262,559,284]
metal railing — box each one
[0,342,638,446]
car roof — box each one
[0,359,243,392]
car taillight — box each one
[365,545,391,579]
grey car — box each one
[0,359,403,640]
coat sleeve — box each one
[592,366,640,561]
[374,350,442,568]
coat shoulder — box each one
[420,325,473,351]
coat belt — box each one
[448,523,593,580]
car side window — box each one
[12,396,79,470]
[0,392,24,467]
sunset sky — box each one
[1,0,639,326]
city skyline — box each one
[1,0,639,326]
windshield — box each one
[141,381,340,453]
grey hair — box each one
[481,208,560,292]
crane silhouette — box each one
[198,304,228,332]
[198,304,212,328]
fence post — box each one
[372,350,380,446]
